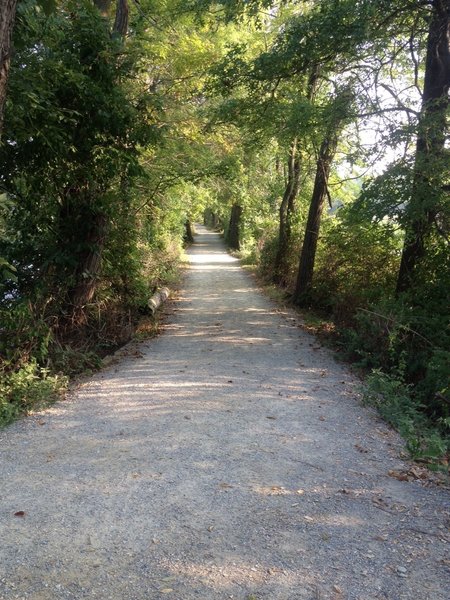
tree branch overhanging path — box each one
[0,226,448,599]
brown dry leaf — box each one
[388,470,409,482]
[408,466,428,480]
[14,511,25,517]
[37,420,46,426]
[266,416,276,420]
[354,444,368,453]
[219,482,233,489]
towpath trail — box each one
[1,225,449,600]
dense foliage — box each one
[0,0,448,463]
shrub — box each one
[0,362,67,427]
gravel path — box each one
[1,225,449,600]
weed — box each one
[0,362,67,427]
[363,370,449,464]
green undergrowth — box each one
[0,306,165,428]
[0,244,184,428]
[0,362,67,426]
[363,370,449,467]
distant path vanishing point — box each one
[1,224,448,599]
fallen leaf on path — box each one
[355,444,368,453]
[219,482,233,489]
[266,416,276,420]
[388,470,409,482]
[319,416,325,421]
[408,466,429,480]
[14,511,25,517]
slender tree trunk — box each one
[274,139,300,284]
[113,0,129,37]
[274,69,320,285]
[396,0,450,294]
[212,212,220,229]
[227,204,242,250]
[93,1,128,37]
[293,132,338,305]
[184,219,195,244]
[0,0,18,134]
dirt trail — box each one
[0,225,449,600]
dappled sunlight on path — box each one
[0,225,448,600]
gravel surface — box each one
[1,225,449,600]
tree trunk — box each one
[212,212,221,229]
[227,204,242,250]
[184,219,195,244]
[396,0,450,294]
[293,133,338,306]
[0,0,18,134]
[69,209,108,319]
[113,0,129,37]
[68,0,128,320]
[93,1,128,37]
[274,70,319,285]
[274,138,300,284]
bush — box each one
[363,370,449,462]
[0,362,67,426]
